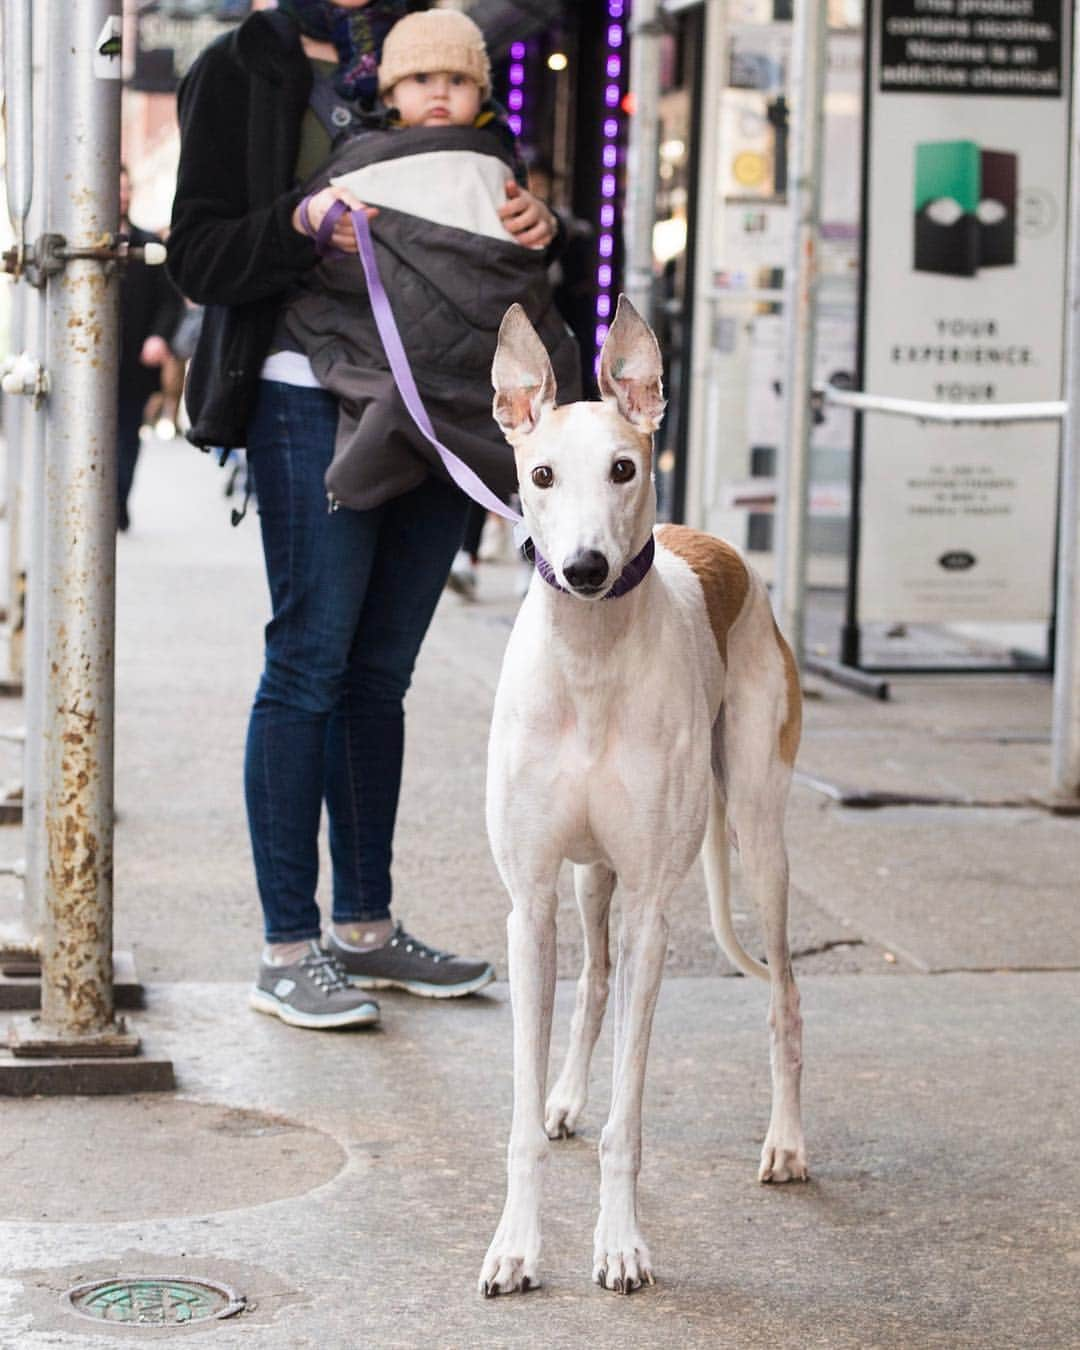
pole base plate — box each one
[8,1013,140,1058]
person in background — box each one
[117,165,184,531]
[167,1,560,1031]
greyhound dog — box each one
[478,296,807,1298]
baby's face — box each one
[386,72,482,127]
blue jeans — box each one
[245,380,467,943]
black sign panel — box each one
[130,2,250,94]
[880,0,1064,97]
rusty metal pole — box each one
[9,0,135,1054]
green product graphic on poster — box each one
[914,140,980,276]
[913,141,1017,277]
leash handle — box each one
[298,192,345,259]
[314,198,523,527]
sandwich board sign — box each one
[852,0,1070,656]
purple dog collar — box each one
[534,534,655,600]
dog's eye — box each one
[531,465,554,489]
[611,458,636,483]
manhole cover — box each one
[65,1276,245,1326]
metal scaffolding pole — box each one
[9,0,131,1057]
[0,0,39,959]
[18,279,47,940]
[774,0,827,663]
[1,0,33,695]
[623,0,663,325]
[1050,17,1080,803]
[1,290,27,694]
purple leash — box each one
[301,196,655,599]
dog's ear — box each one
[492,303,557,438]
[597,295,666,433]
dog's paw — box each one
[544,1093,583,1140]
[592,1226,655,1294]
[758,1136,809,1184]
[479,1221,542,1297]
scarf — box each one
[280,0,410,102]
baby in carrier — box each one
[284,9,581,514]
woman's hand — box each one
[498,180,557,249]
[292,185,379,254]
[139,335,171,367]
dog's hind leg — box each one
[726,773,807,1183]
[722,610,807,1183]
[545,863,615,1139]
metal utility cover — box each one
[65,1276,245,1326]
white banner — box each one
[858,0,1068,624]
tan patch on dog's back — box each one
[773,621,802,765]
[656,524,749,664]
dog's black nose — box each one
[562,549,609,594]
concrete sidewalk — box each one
[0,437,1077,1347]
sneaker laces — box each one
[387,922,454,964]
[300,946,352,994]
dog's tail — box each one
[703,784,770,981]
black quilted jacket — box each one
[284,126,581,511]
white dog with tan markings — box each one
[479,296,806,1299]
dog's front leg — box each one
[593,897,669,1294]
[545,862,615,1140]
[479,891,558,1296]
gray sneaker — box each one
[327,923,495,998]
[250,941,381,1029]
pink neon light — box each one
[508,89,524,110]
[508,114,522,135]
[606,56,621,79]
[604,117,618,139]
[598,264,612,287]
[600,205,615,227]
[596,294,611,318]
[510,42,526,59]
[509,63,524,84]
[598,234,614,258]
[605,84,619,107]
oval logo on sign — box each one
[938,550,976,571]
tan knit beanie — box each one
[378,9,491,100]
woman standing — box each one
[168,0,558,1030]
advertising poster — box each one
[858,0,1069,624]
